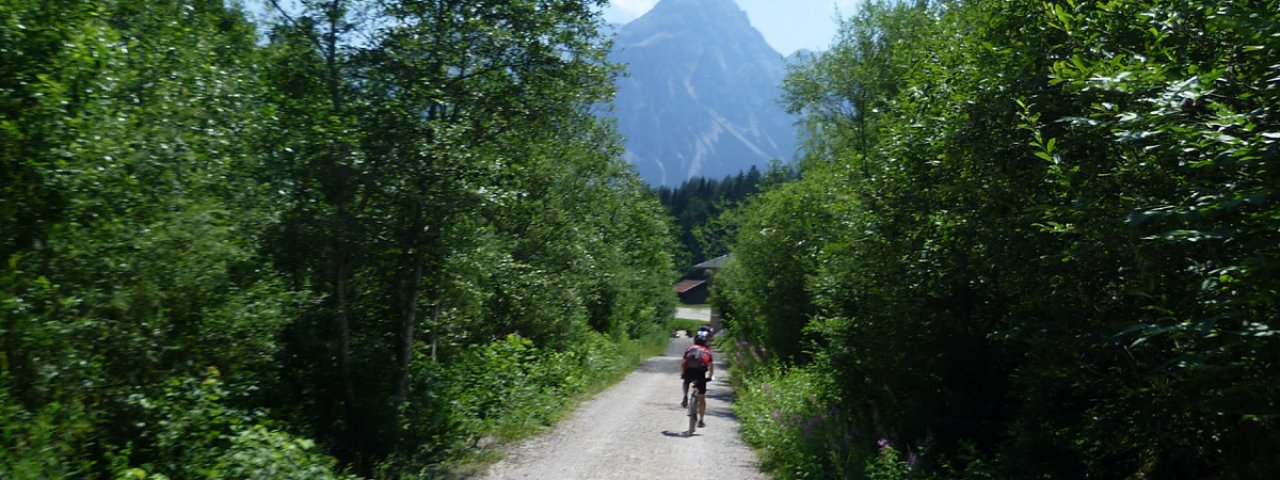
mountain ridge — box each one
[609,0,796,186]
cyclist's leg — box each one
[681,371,692,406]
[697,376,708,420]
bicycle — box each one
[685,374,712,436]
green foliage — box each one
[718,0,1280,478]
[380,331,666,477]
[94,368,351,479]
[0,390,94,479]
[208,426,357,480]
[735,364,850,479]
[713,165,843,362]
[3,0,675,477]
[734,356,929,480]
[258,0,676,473]
[864,445,913,480]
[3,0,299,469]
[455,334,621,438]
[656,163,794,267]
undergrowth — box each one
[728,339,917,480]
[393,326,672,478]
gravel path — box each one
[478,338,768,480]
[673,307,711,322]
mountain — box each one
[609,0,796,186]
[788,48,816,62]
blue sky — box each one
[602,0,859,55]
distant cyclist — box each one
[681,330,714,430]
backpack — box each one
[684,346,710,369]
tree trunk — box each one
[430,295,441,363]
[322,0,366,467]
[393,202,426,407]
[333,237,358,422]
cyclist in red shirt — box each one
[681,330,714,430]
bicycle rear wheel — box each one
[687,389,699,433]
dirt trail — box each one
[478,338,769,480]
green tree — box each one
[3,0,679,476]
[259,0,675,471]
[657,163,793,269]
[720,0,1280,477]
[2,0,320,476]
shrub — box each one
[110,368,350,480]
[207,426,357,480]
[734,363,870,479]
[0,393,94,480]
[382,331,662,476]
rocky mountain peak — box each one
[642,0,752,29]
[609,0,796,186]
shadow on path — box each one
[635,357,680,374]
[707,389,737,403]
[704,409,739,421]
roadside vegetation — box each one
[717,0,1280,478]
[1,0,677,478]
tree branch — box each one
[266,0,327,54]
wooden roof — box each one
[674,279,707,294]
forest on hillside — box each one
[655,163,795,271]
[717,0,1280,478]
[1,0,678,477]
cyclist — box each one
[680,330,714,430]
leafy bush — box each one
[106,368,351,480]
[0,392,94,480]
[207,426,357,480]
[735,358,928,480]
[720,0,1280,477]
[382,331,666,476]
